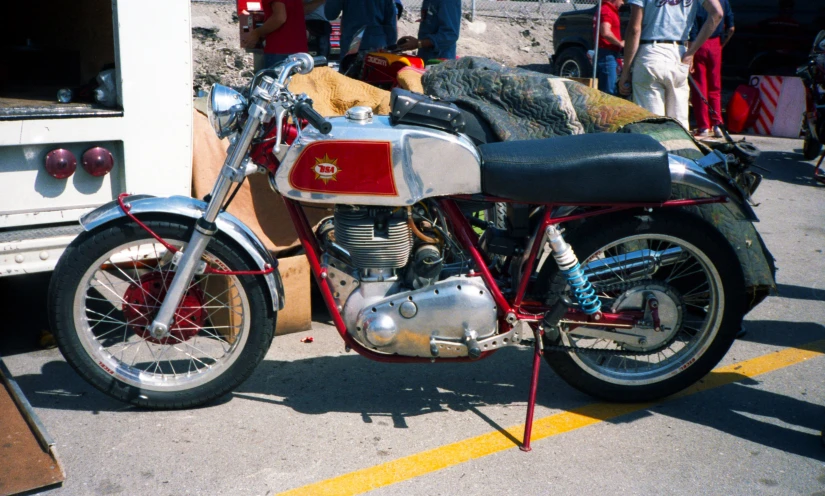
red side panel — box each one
[288,141,398,196]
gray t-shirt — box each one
[627,0,705,42]
[305,0,326,21]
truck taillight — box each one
[82,147,114,177]
[44,149,77,179]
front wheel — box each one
[48,218,276,408]
[553,46,592,79]
[537,212,746,402]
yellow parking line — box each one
[279,340,825,496]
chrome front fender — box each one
[667,152,758,221]
[80,195,285,311]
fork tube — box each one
[148,118,262,338]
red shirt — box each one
[594,2,622,51]
[262,0,308,55]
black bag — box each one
[389,88,466,134]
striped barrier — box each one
[750,75,806,138]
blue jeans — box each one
[264,53,289,68]
[596,50,620,95]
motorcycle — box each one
[50,54,763,450]
[340,27,426,90]
[798,30,825,173]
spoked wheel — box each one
[537,213,745,402]
[49,219,275,408]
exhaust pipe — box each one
[582,246,685,285]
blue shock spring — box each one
[561,263,602,315]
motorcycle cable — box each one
[222,176,245,211]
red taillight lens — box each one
[44,149,77,179]
[82,147,114,176]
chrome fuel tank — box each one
[273,113,482,206]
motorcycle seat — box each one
[478,133,672,204]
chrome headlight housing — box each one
[207,84,248,139]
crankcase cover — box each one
[354,276,497,357]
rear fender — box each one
[80,195,285,311]
[667,153,758,221]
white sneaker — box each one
[713,126,725,138]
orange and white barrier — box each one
[750,75,806,138]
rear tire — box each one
[49,219,276,409]
[536,212,745,402]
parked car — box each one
[550,1,825,87]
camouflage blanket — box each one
[422,57,775,309]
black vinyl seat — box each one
[478,133,672,204]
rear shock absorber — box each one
[545,225,601,316]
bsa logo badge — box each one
[312,153,340,184]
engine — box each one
[333,206,411,271]
[320,205,498,358]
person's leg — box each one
[597,53,618,95]
[633,46,667,116]
[690,44,712,132]
[663,45,691,129]
[706,38,724,127]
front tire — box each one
[49,218,276,409]
[536,212,745,402]
[554,46,592,79]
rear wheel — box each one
[49,219,276,408]
[537,213,745,402]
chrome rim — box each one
[559,59,582,78]
[73,238,250,392]
[561,234,724,386]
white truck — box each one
[0,0,194,277]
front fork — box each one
[147,112,264,340]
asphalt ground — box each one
[1,136,824,495]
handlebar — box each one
[313,55,328,67]
[294,100,332,135]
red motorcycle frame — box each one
[266,141,727,448]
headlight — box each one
[207,84,248,139]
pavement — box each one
[1,136,824,496]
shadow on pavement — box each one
[517,63,553,74]
[757,150,823,187]
[739,320,825,348]
[234,346,586,427]
[0,272,52,356]
[650,381,825,461]
[775,283,825,302]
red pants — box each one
[690,37,723,129]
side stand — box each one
[520,327,544,452]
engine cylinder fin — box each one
[334,207,412,269]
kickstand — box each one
[520,326,544,452]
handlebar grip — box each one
[295,100,332,135]
[313,55,328,67]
